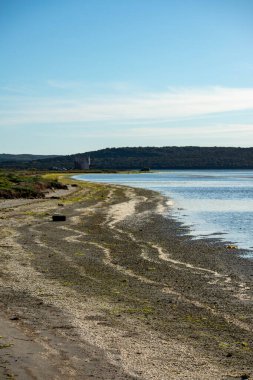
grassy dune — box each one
[0,171,67,199]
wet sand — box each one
[0,179,253,379]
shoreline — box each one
[73,172,253,255]
[0,179,253,379]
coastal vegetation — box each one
[0,171,67,198]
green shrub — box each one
[0,171,67,199]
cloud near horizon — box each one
[1,86,253,126]
[33,122,253,150]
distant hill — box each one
[0,147,253,170]
[0,154,59,162]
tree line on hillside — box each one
[0,154,59,162]
[0,147,253,170]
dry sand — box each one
[0,180,252,379]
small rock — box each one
[226,352,233,357]
[10,315,19,321]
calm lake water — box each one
[74,170,253,255]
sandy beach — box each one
[0,179,253,379]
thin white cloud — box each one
[47,80,136,92]
[34,123,253,148]
[127,124,253,137]
[47,80,82,89]
[1,86,253,126]
[36,124,253,139]
[0,84,34,96]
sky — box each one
[1,0,253,154]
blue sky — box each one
[1,0,253,154]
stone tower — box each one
[74,155,91,170]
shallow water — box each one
[74,170,253,255]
